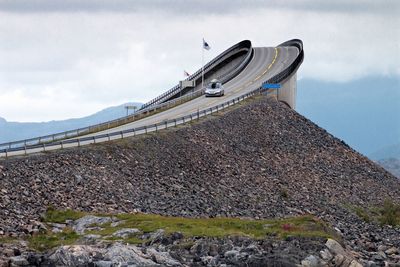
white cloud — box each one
[0,1,399,121]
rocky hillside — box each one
[378,158,400,179]
[0,96,399,264]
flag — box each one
[203,38,211,50]
[184,70,190,77]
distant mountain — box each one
[297,75,400,157]
[377,158,400,179]
[0,102,142,144]
[369,143,400,161]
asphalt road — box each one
[0,45,299,157]
[74,46,299,138]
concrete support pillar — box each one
[278,73,297,109]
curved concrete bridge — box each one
[0,39,304,158]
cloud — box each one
[1,0,399,15]
[0,1,399,121]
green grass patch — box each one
[32,208,336,252]
[86,213,334,240]
[345,199,400,227]
[28,228,80,252]
[43,207,85,223]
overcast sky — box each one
[0,0,399,122]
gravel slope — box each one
[1,96,399,262]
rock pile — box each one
[1,215,364,267]
[0,96,399,264]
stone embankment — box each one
[1,96,400,265]
[1,215,369,267]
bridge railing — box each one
[0,86,277,158]
[0,39,303,157]
[140,40,253,109]
[0,40,253,151]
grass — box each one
[379,199,400,226]
[0,236,17,244]
[26,208,336,252]
[28,227,80,252]
[42,207,85,223]
[346,199,400,227]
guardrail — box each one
[0,39,303,157]
[0,87,278,158]
[0,88,205,151]
[0,40,253,152]
[263,39,304,85]
[140,40,253,110]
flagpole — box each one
[202,38,204,90]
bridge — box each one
[0,39,304,158]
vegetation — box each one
[90,213,333,240]
[379,199,400,226]
[25,208,337,251]
[346,199,400,227]
[42,207,85,223]
[28,228,79,252]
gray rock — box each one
[224,249,239,259]
[385,247,398,255]
[73,215,112,234]
[113,228,140,239]
[94,260,113,267]
[149,229,165,245]
[348,260,363,267]
[111,220,126,227]
[146,248,182,266]
[333,254,345,266]
[320,249,333,261]
[104,243,159,266]
[301,255,319,267]
[325,239,346,256]
[9,256,29,266]
[83,234,102,244]
[48,245,104,266]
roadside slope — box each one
[1,96,399,259]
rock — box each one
[377,251,387,259]
[333,254,345,266]
[104,243,158,266]
[326,239,346,256]
[301,255,319,267]
[149,229,165,245]
[93,260,113,267]
[348,260,363,267]
[146,248,182,266]
[2,248,15,257]
[83,234,102,244]
[48,245,104,266]
[73,215,112,234]
[9,255,29,266]
[365,261,378,267]
[112,228,140,238]
[320,249,333,261]
[74,174,84,185]
[110,220,125,227]
[0,259,8,267]
[385,247,398,255]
